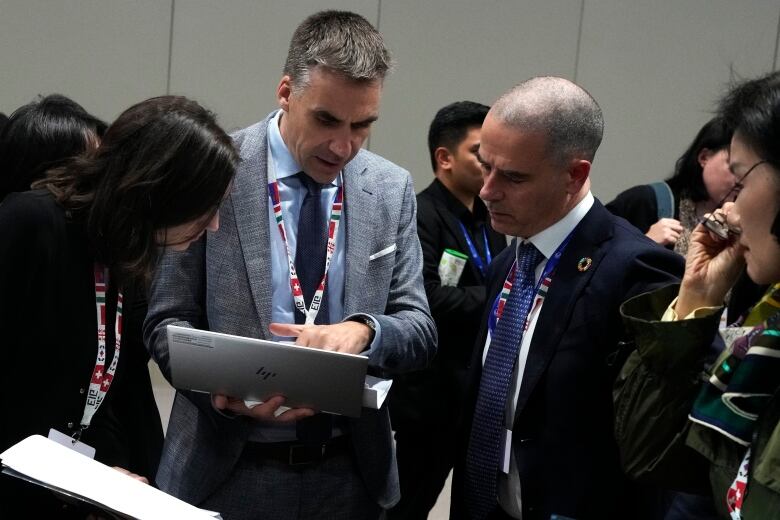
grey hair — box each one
[283,10,393,92]
[491,76,604,165]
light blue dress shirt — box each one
[266,111,346,329]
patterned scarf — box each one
[689,284,780,445]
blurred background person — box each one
[388,101,505,520]
[0,95,237,518]
[607,117,765,326]
[615,70,780,519]
[0,94,106,202]
[606,116,733,255]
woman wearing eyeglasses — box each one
[614,71,780,519]
[0,96,237,517]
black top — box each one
[0,190,163,517]
[389,179,506,428]
[605,184,681,234]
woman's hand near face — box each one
[676,203,746,317]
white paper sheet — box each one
[1,435,221,519]
[363,375,393,409]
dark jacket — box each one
[606,184,765,323]
[451,200,684,519]
[0,190,163,517]
[614,284,780,519]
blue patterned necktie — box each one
[294,172,328,325]
[465,241,544,519]
[294,172,333,442]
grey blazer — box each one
[143,112,437,508]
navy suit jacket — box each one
[451,200,684,520]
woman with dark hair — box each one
[607,117,734,255]
[0,94,107,201]
[0,95,238,517]
[614,71,780,518]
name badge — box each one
[48,428,95,459]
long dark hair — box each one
[0,94,106,200]
[36,95,238,285]
[665,116,732,202]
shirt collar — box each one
[267,110,340,187]
[521,191,594,260]
[432,178,487,225]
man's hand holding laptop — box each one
[209,319,373,421]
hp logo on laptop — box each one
[255,366,277,380]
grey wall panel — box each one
[0,0,171,121]
[374,0,582,192]
[3,1,780,206]
[577,0,779,202]
[168,1,377,133]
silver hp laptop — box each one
[166,325,369,417]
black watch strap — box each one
[351,315,376,344]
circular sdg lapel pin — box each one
[577,257,592,272]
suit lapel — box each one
[512,202,613,420]
[231,117,274,335]
[343,156,376,316]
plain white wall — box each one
[1,0,778,201]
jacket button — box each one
[67,422,74,429]
[79,388,85,394]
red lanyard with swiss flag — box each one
[78,263,122,435]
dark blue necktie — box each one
[294,173,333,442]
[294,172,328,325]
[465,241,544,519]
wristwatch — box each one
[349,315,377,345]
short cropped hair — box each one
[427,101,490,172]
[491,76,604,166]
[283,10,392,91]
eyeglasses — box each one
[700,159,767,239]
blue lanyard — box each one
[487,232,574,336]
[457,221,492,279]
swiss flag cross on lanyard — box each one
[727,448,750,519]
[80,264,122,433]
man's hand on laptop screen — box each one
[269,321,371,355]
[212,393,315,422]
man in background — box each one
[388,101,505,519]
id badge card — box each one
[500,428,512,473]
[48,428,96,459]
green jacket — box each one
[614,284,780,519]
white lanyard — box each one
[266,148,343,324]
[78,264,122,435]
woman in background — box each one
[607,116,734,255]
[0,94,106,201]
[0,95,238,517]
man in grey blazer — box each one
[144,11,436,520]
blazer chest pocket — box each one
[369,243,396,262]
